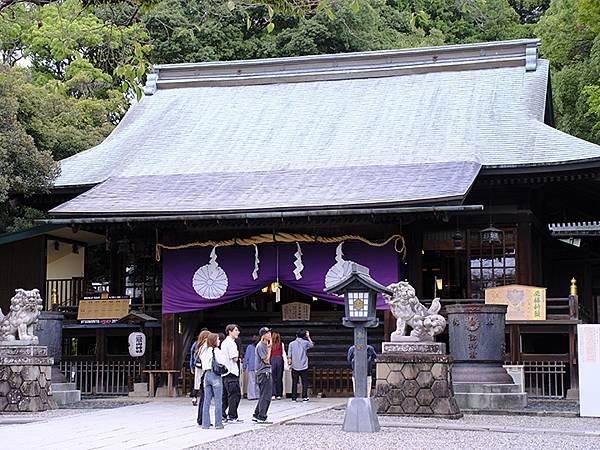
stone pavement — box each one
[0,397,343,449]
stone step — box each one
[454,392,528,410]
[453,382,521,394]
[128,391,150,398]
[51,383,77,392]
[52,389,81,405]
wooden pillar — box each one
[405,227,423,298]
[517,220,532,285]
[383,310,396,341]
[161,313,178,370]
[569,326,579,391]
[96,329,105,363]
[109,244,126,296]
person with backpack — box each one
[192,330,211,425]
[200,333,228,430]
[347,344,377,397]
[190,328,209,406]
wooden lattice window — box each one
[468,227,517,299]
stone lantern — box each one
[325,263,392,433]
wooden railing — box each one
[59,360,160,395]
[46,277,85,310]
[310,368,354,396]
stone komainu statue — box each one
[0,289,43,344]
[383,282,446,342]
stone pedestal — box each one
[0,345,57,412]
[343,397,381,432]
[446,304,514,384]
[36,311,67,384]
[446,304,527,410]
[374,351,462,419]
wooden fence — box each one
[59,360,159,395]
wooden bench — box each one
[143,369,180,397]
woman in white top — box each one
[200,333,228,429]
[193,330,211,426]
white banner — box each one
[578,324,600,417]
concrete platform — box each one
[453,382,527,410]
[51,383,81,405]
[0,397,343,449]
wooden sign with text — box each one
[485,284,546,321]
[77,299,130,320]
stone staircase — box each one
[200,310,385,369]
[51,382,81,405]
[453,382,527,410]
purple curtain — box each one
[162,241,402,313]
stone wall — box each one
[375,352,461,419]
[0,345,57,412]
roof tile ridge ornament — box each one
[525,41,538,72]
[144,73,158,96]
[151,39,541,88]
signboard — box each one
[485,284,546,321]
[128,332,146,357]
[77,299,130,320]
[282,302,311,321]
[578,324,600,417]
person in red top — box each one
[270,331,286,400]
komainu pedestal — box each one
[375,352,462,419]
[0,345,58,412]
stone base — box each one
[52,383,81,405]
[0,340,38,346]
[382,342,446,354]
[374,352,462,419]
[566,388,579,400]
[343,397,381,433]
[453,382,527,410]
[452,362,514,384]
[129,382,150,397]
[0,345,57,412]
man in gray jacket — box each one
[287,329,314,402]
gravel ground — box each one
[205,424,600,450]
[204,407,600,450]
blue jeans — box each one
[202,370,223,429]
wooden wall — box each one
[0,236,46,313]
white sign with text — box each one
[578,324,600,417]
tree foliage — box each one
[0,0,149,232]
[537,0,600,143]
[0,67,58,232]
[1,0,600,232]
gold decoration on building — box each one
[570,277,577,297]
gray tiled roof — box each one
[50,39,600,217]
[51,162,480,216]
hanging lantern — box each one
[481,225,503,245]
[452,230,464,250]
